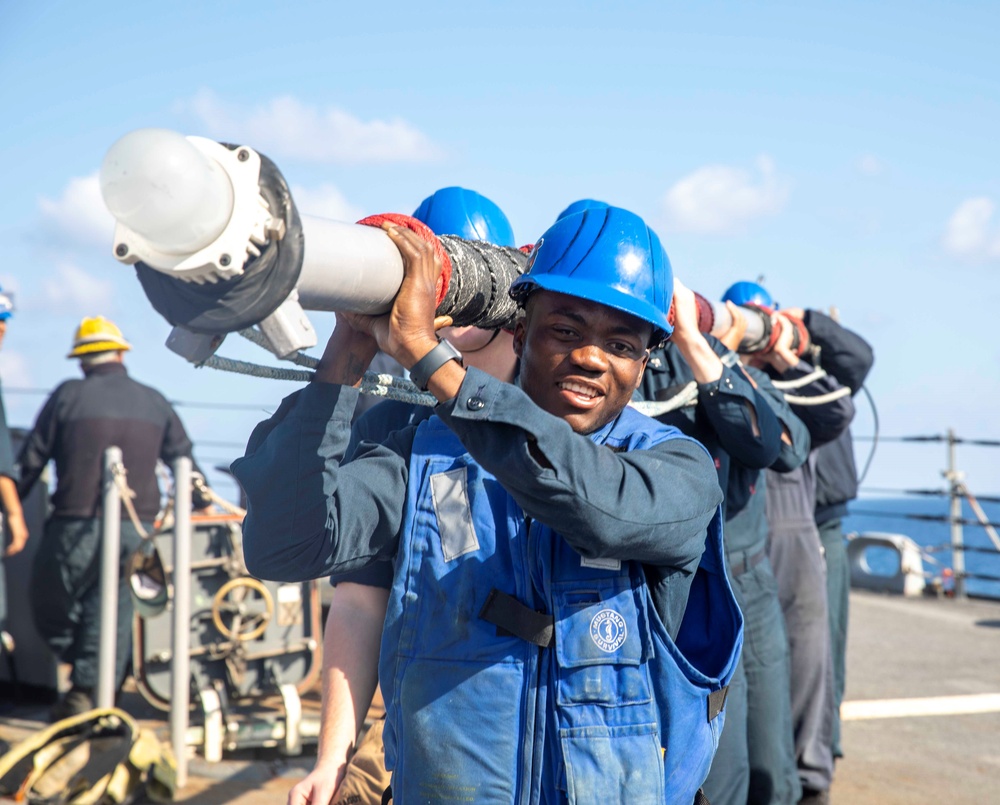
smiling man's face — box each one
[513,291,651,434]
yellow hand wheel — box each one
[211,577,274,641]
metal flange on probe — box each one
[100,129,314,361]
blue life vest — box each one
[379,406,743,804]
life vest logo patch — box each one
[589,609,627,653]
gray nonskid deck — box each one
[2,590,998,803]
[833,591,1000,804]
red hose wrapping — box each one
[693,292,716,334]
[357,213,453,308]
[785,315,811,356]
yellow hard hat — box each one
[67,316,132,358]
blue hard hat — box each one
[722,281,774,308]
[555,198,610,221]
[412,187,516,247]
[510,206,673,341]
[0,286,13,321]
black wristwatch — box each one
[408,340,463,391]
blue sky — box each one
[1,0,998,500]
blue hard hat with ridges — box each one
[556,198,610,221]
[510,206,673,340]
[412,186,516,247]
[722,280,774,308]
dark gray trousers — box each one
[817,518,849,759]
[739,553,802,805]
[30,516,144,690]
[767,517,835,793]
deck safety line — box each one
[842,692,1000,720]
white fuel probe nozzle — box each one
[100,128,275,283]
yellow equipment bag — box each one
[0,707,176,804]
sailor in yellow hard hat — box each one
[17,314,212,720]
[66,316,132,360]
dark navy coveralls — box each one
[16,363,197,691]
[803,311,874,761]
[763,347,855,797]
[639,338,805,805]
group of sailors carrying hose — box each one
[231,190,873,805]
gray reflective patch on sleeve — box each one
[721,350,741,368]
[580,556,622,571]
[430,467,480,561]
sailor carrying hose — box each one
[234,206,743,804]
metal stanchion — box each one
[171,457,193,788]
[945,429,967,599]
[96,446,122,709]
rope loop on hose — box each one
[782,386,853,405]
[771,367,828,389]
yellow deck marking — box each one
[842,693,1000,721]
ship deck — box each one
[2,589,999,804]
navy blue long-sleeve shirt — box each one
[233,369,722,627]
[639,338,783,516]
[16,363,196,519]
[721,366,811,553]
[804,310,875,523]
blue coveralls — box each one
[234,369,741,804]
[640,341,805,805]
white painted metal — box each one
[96,446,122,709]
[847,532,926,597]
[171,456,193,786]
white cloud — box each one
[0,349,32,388]
[38,173,116,249]
[290,183,364,222]
[663,155,790,235]
[858,154,884,176]
[38,262,115,315]
[942,197,1000,262]
[180,89,443,164]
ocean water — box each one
[844,496,1000,600]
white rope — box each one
[237,328,318,368]
[631,374,852,418]
[203,355,313,382]
[771,367,827,390]
[201,481,246,516]
[782,386,853,406]
[111,463,150,539]
[630,382,698,417]
[214,330,848,411]
[202,355,437,406]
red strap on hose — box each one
[764,317,784,354]
[785,315,811,356]
[693,292,716,334]
[357,213,453,307]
